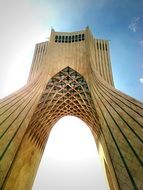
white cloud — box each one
[0,0,51,98]
[139,78,143,83]
[139,40,143,47]
[32,0,93,30]
[128,17,140,32]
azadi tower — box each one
[0,27,143,190]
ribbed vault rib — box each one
[27,67,100,150]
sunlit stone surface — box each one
[0,27,143,190]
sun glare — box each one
[32,116,109,190]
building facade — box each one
[0,27,143,190]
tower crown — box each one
[28,27,114,86]
[50,28,87,43]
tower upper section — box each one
[28,27,114,86]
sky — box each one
[0,0,143,101]
[0,0,143,189]
[32,116,109,190]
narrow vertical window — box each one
[72,35,74,42]
[105,44,107,51]
[100,43,102,50]
[102,43,104,50]
[58,36,61,43]
[65,36,68,43]
[97,42,99,49]
[55,35,58,42]
[69,36,71,43]
[82,34,85,40]
[75,35,78,42]
[62,36,64,43]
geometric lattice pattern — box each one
[27,67,100,150]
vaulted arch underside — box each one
[27,67,100,151]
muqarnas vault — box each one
[0,27,143,190]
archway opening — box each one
[32,116,109,190]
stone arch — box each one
[26,66,101,151]
[1,65,143,190]
[1,67,116,190]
